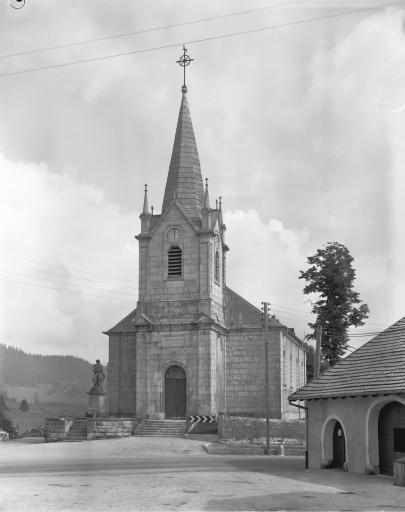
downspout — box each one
[289,400,309,469]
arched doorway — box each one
[332,421,346,469]
[164,365,186,419]
[378,402,405,475]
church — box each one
[105,52,306,422]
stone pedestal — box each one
[87,390,106,417]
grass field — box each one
[6,402,86,434]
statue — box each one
[91,359,105,392]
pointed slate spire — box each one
[203,178,210,210]
[140,184,151,233]
[142,184,150,215]
[162,90,204,218]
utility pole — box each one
[261,301,270,455]
[314,325,322,379]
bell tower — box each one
[128,46,228,419]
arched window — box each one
[215,250,220,283]
[168,245,182,277]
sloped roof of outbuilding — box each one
[289,316,405,401]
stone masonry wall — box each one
[86,418,134,440]
[108,333,137,415]
[134,327,221,418]
[225,328,281,418]
[219,415,305,442]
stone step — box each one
[135,419,186,438]
[64,419,88,441]
[135,433,185,437]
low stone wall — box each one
[86,418,135,440]
[45,418,73,442]
[45,416,137,441]
[218,415,305,443]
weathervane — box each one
[176,45,194,93]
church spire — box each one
[142,184,149,215]
[140,184,151,233]
[162,47,204,218]
[203,178,210,210]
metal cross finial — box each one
[205,178,208,190]
[176,45,194,93]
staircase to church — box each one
[64,418,88,442]
[135,419,186,438]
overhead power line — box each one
[0,1,403,79]
[0,261,138,292]
[0,276,134,304]
[0,256,138,286]
[0,0,306,61]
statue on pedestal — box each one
[87,359,106,417]
[91,359,105,392]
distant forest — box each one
[0,344,92,390]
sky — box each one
[0,0,404,363]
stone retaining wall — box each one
[45,417,137,441]
[219,415,305,442]
[86,418,135,440]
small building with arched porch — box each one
[289,317,405,476]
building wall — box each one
[108,326,225,418]
[139,206,202,303]
[307,394,405,474]
[225,328,282,417]
[281,333,306,419]
[108,333,137,415]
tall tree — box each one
[19,398,29,412]
[299,242,369,366]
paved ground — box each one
[0,437,404,511]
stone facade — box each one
[105,88,306,420]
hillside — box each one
[0,344,93,404]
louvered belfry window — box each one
[215,250,220,283]
[168,245,182,277]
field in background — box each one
[6,402,87,434]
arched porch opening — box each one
[322,416,347,470]
[366,396,405,474]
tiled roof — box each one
[162,90,204,218]
[289,316,405,401]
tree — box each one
[19,398,29,412]
[304,342,330,381]
[0,410,13,433]
[299,242,369,366]
[0,395,8,412]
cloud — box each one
[0,152,138,361]
[224,209,313,334]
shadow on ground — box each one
[205,490,404,511]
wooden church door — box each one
[165,366,186,419]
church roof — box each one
[289,316,405,401]
[162,90,204,218]
[104,308,137,334]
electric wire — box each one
[0,1,403,79]
[0,261,138,292]
[0,0,307,61]
[0,268,138,298]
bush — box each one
[0,411,13,433]
[19,398,29,412]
